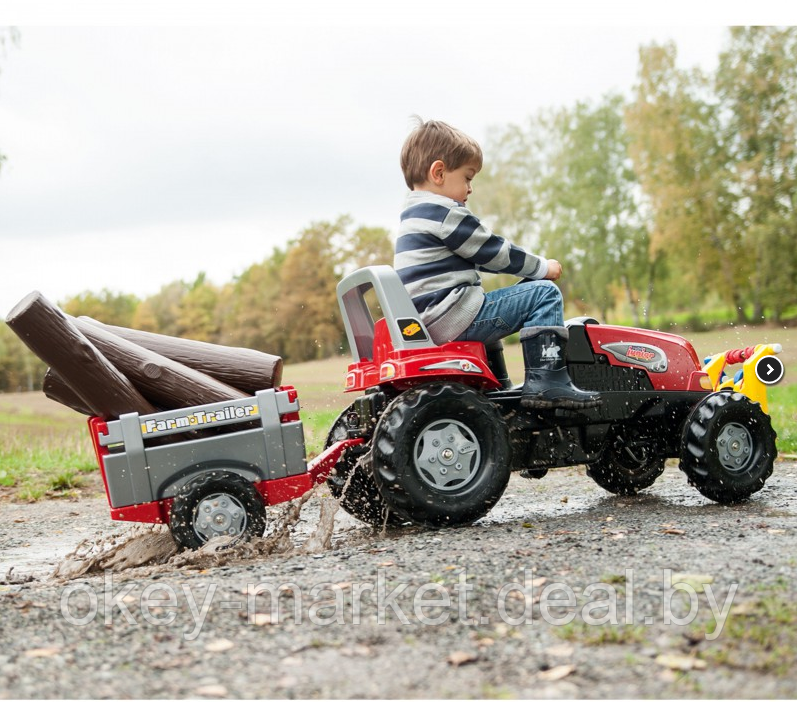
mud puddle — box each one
[0,498,127,583]
[3,467,633,584]
[10,464,792,585]
[50,486,359,582]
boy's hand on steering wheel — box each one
[545,259,562,281]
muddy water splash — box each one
[52,485,343,581]
[52,525,178,580]
[300,493,340,554]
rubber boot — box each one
[519,326,601,409]
[485,342,513,389]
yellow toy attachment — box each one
[702,343,783,414]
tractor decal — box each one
[141,403,259,434]
[601,342,669,373]
[397,318,428,341]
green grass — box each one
[696,579,797,677]
[282,356,353,456]
[621,308,742,332]
[555,620,649,645]
[0,391,99,500]
[608,303,797,333]
[302,407,344,456]
[767,383,797,454]
[0,425,96,500]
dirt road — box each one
[1,462,796,699]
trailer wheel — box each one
[587,425,666,495]
[169,470,267,550]
[325,405,403,527]
[372,383,510,527]
[680,392,777,503]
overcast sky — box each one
[0,2,790,315]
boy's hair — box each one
[400,117,483,189]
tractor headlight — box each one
[380,363,397,380]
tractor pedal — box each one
[519,468,549,480]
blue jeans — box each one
[456,280,563,346]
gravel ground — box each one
[1,461,796,699]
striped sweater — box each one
[394,191,549,344]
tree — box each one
[470,115,562,294]
[175,273,221,342]
[62,289,140,327]
[625,41,747,322]
[539,94,654,324]
[0,323,45,392]
[274,218,347,362]
[716,27,797,322]
[338,225,393,272]
[472,100,655,323]
[219,247,287,355]
[132,280,190,335]
[470,120,549,247]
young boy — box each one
[396,118,600,409]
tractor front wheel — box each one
[371,383,510,527]
[679,392,777,503]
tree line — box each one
[473,27,797,327]
[0,218,394,392]
[2,27,796,392]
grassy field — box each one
[1,325,795,501]
[0,392,97,500]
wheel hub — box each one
[414,419,481,492]
[716,422,753,474]
[194,492,248,543]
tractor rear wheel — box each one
[371,383,510,527]
[587,424,666,495]
[679,391,776,503]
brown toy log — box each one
[72,317,249,409]
[79,318,283,392]
[5,292,156,419]
[44,369,187,448]
[43,368,94,416]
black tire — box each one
[325,405,403,527]
[371,382,511,527]
[679,392,777,503]
[587,425,666,495]
[169,470,267,550]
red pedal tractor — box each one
[326,266,779,527]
